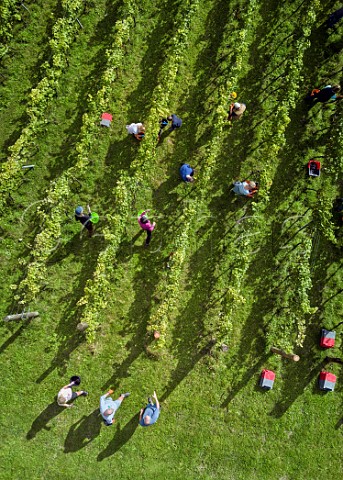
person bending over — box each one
[232,180,258,198]
[126,122,145,140]
[228,102,246,121]
[180,163,195,182]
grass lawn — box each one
[0,0,342,479]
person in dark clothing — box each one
[333,198,343,226]
[157,118,169,141]
[305,84,342,106]
[75,205,93,237]
[326,8,343,29]
[167,114,182,132]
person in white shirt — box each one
[126,122,145,140]
[57,381,88,408]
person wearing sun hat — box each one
[75,204,93,237]
[228,101,246,121]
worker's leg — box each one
[145,230,152,246]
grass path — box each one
[0,1,343,479]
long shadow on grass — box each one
[78,1,186,215]
[269,337,325,418]
[101,243,166,391]
[94,137,142,213]
[160,340,216,404]
[171,0,236,147]
[36,233,106,383]
[124,0,183,121]
[220,234,277,409]
[26,401,64,440]
[0,221,44,354]
[239,216,337,416]
[97,413,139,460]
[0,111,30,162]
[151,0,238,220]
[0,322,32,355]
[157,216,231,402]
[64,409,101,453]
[87,0,123,45]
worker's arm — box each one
[153,391,160,410]
[100,390,113,412]
[101,389,113,400]
[227,103,234,120]
[247,190,258,197]
[61,383,73,389]
[58,401,74,408]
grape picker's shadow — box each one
[26,401,63,440]
[64,409,101,453]
[97,413,139,460]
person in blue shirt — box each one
[99,390,130,426]
[168,114,182,131]
[180,163,194,182]
[139,391,160,427]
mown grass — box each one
[0,1,343,479]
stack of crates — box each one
[319,371,336,392]
[259,370,275,390]
[320,329,336,348]
[100,113,113,127]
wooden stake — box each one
[76,322,88,332]
[3,311,39,322]
[21,3,30,13]
[271,346,300,362]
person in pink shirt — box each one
[138,209,156,246]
